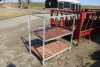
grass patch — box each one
[0,12,26,20]
[28,3,44,9]
[81,5,100,9]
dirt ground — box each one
[0,8,100,67]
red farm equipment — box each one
[49,9,100,45]
[74,11,96,44]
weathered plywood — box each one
[31,41,70,60]
[33,27,71,42]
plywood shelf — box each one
[30,41,70,61]
[33,27,72,42]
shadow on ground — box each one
[91,31,100,67]
[7,63,16,67]
[91,50,100,61]
[20,37,43,62]
[91,32,100,45]
[21,37,43,48]
[90,62,100,67]
[90,50,100,67]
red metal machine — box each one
[74,11,96,44]
[50,10,65,27]
[49,9,99,45]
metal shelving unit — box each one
[27,10,76,62]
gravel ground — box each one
[0,15,43,67]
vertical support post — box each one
[71,14,76,48]
[43,16,46,65]
[58,2,59,8]
[63,1,64,9]
[70,2,71,9]
[28,15,31,54]
[21,0,23,8]
[3,0,5,4]
[75,4,76,9]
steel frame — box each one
[27,10,75,64]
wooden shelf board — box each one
[31,41,70,61]
[33,27,72,42]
